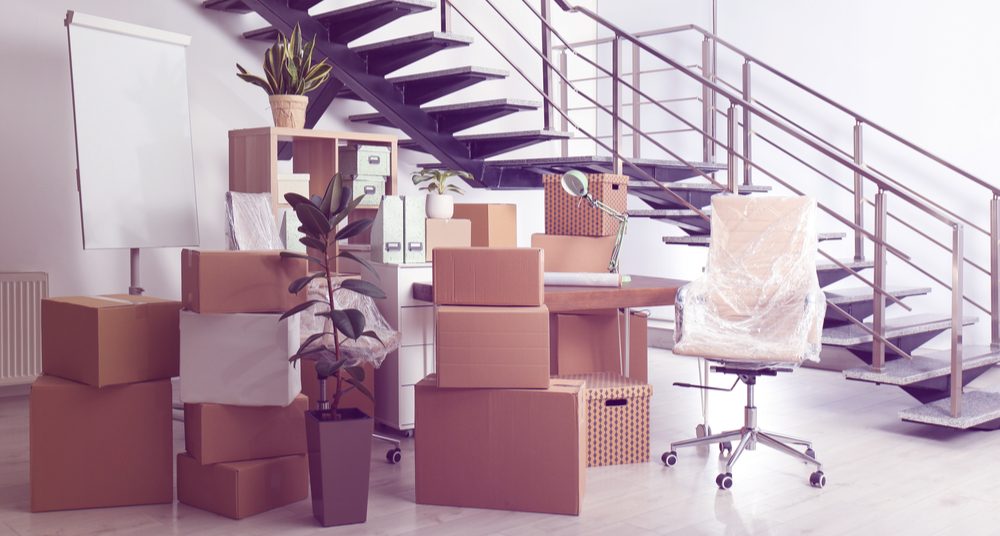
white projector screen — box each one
[66,11,200,249]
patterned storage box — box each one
[543,173,628,237]
[557,372,651,467]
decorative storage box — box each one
[543,173,628,237]
[338,144,391,176]
[371,195,404,263]
[557,373,651,467]
[345,175,385,208]
[276,173,310,209]
[403,195,427,263]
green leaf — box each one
[299,235,326,251]
[288,345,326,363]
[361,330,386,347]
[279,251,328,268]
[294,201,332,237]
[337,250,379,280]
[323,308,366,339]
[339,278,386,299]
[297,331,338,355]
[283,192,312,208]
[288,272,325,294]
[279,299,325,321]
[322,173,343,218]
[344,376,374,401]
[314,358,347,379]
[331,194,366,228]
[345,366,365,382]
[335,218,373,241]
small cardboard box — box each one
[556,373,651,467]
[180,311,301,407]
[30,376,173,512]
[300,358,374,416]
[42,294,180,388]
[425,218,472,262]
[452,203,517,247]
[185,394,308,465]
[543,174,628,237]
[177,453,308,520]
[181,249,308,314]
[415,375,586,515]
[531,233,617,273]
[552,310,648,383]
[433,248,543,306]
[435,305,550,388]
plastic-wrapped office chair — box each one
[662,195,827,490]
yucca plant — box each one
[236,23,332,96]
[280,173,385,417]
[411,168,471,195]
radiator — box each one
[0,273,48,385]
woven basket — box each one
[269,94,308,129]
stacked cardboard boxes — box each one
[177,249,309,519]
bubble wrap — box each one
[673,195,826,364]
[225,191,283,251]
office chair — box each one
[661,195,827,490]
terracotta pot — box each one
[426,193,454,219]
[305,407,373,527]
[269,94,308,129]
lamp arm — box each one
[582,194,629,272]
[583,195,627,222]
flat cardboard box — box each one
[552,310,648,383]
[415,375,586,515]
[41,295,181,388]
[181,249,308,314]
[452,203,517,247]
[555,373,652,467]
[177,453,308,520]
[531,233,617,273]
[435,305,550,388]
[300,358,374,416]
[425,218,472,262]
[180,311,301,407]
[433,248,544,306]
[30,376,173,512]
[185,394,308,465]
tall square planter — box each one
[305,408,373,526]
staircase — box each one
[204,0,1000,430]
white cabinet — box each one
[362,261,434,432]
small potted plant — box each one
[236,24,332,129]
[280,173,386,527]
[412,168,471,219]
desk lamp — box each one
[560,170,629,274]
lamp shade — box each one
[560,170,589,197]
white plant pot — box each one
[426,193,454,219]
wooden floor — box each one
[4,349,1000,535]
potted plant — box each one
[280,173,386,527]
[236,24,332,129]
[412,168,471,219]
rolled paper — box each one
[544,272,622,287]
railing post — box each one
[702,36,715,163]
[951,223,965,418]
[632,43,641,159]
[992,195,999,349]
[611,34,622,174]
[741,60,752,186]
[440,0,450,32]
[872,189,887,372]
[853,120,865,261]
[726,103,737,194]
[541,0,552,130]
[559,49,569,158]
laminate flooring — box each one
[3,349,1000,536]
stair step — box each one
[821,314,978,346]
[202,0,252,13]
[629,181,770,193]
[631,182,770,211]
[351,98,540,133]
[628,209,704,218]
[354,31,473,76]
[662,231,845,246]
[629,209,709,234]
[815,259,875,287]
[899,390,1000,429]
[339,66,508,105]
[825,286,932,305]
[844,346,1000,386]
[401,130,571,159]
[243,0,435,44]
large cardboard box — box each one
[435,305,549,388]
[531,233,617,273]
[452,203,517,247]
[185,394,308,465]
[181,249,307,314]
[30,376,173,512]
[41,295,181,387]
[177,453,308,520]
[556,373,651,467]
[180,311,301,407]
[433,248,543,307]
[425,218,472,262]
[552,310,648,383]
[300,358,374,416]
[543,174,628,237]
[415,375,586,515]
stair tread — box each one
[630,180,770,193]
[844,346,1000,385]
[203,0,251,13]
[350,98,540,122]
[471,155,726,170]
[353,31,473,53]
[387,65,508,83]
[315,0,435,21]
[816,259,876,271]
[899,390,1000,429]
[629,209,706,217]
[401,130,572,147]
[825,286,932,305]
[821,314,978,346]
[663,232,845,245]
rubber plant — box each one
[280,172,385,416]
[235,23,332,96]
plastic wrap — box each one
[673,195,826,364]
[298,277,400,368]
[225,191,283,251]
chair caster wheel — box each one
[720,441,733,456]
[696,424,712,437]
[805,448,816,459]
[662,451,677,467]
[716,472,733,490]
[386,448,402,464]
[402,430,413,438]
[809,471,826,488]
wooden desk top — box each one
[411,275,685,313]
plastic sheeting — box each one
[673,195,826,364]
[225,191,283,251]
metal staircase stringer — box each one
[240,0,485,181]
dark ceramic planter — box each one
[304,407,373,527]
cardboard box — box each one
[435,305,550,388]
[180,311,301,407]
[30,376,172,512]
[177,453,308,520]
[543,174,628,236]
[415,375,586,515]
[425,218,472,262]
[433,248,543,306]
[556,373,651,467]
[41,294,180,388]
[185,394,308,465]
[452,203,517,247]
[531,233,617,273]
[181,249,308,314]
[552,310,648,383]
[300,358,374,416]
